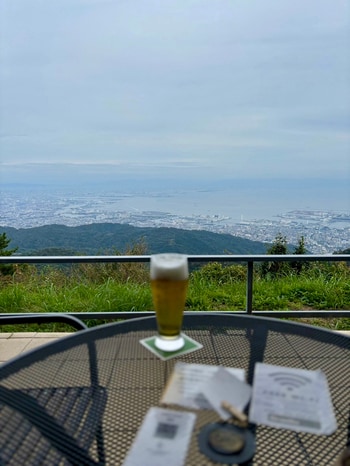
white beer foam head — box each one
[150,253,189,280]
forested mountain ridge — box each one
[1,223,269,255]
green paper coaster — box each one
[140,334,203,361]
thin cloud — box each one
[0,0,349,180]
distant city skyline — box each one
[1,160,349,226]
[1,0,349,182]
[1,184,349,253]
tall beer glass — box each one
[150,253,189,351]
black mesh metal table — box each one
[0,314,349,465]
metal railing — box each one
[1,254,349,321]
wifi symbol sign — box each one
[270,372,312,391]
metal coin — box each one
[208,426,245,455]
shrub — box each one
[192,262,247,284]
[72,239,149,285]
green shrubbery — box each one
[192,262,247,284]
[0,235,349,331]
[0,232,18,276]
[70,240,149,285]
[2,257,349,329]
[191,260,350,310]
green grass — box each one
[0,261,349,332]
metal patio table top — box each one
[0,313,349,465]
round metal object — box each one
[208,427,245,454]
[198,423,256,464]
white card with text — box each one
[161,362,245,410]
[122,407,196,466]
[249,363,337,435]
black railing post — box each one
[246,260,254,314]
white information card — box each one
[161,362,247,412]
[249,363,337,435]
[122,407,196,466]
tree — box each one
[294,235,307,255]
[0,232,18,275]
[291,236,308,274]
[261,233,289,278]
[267,233,288,255]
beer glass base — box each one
[155,335,185,352]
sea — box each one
[1,164,350,253]
[1,176,349,226]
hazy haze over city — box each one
[1,0,349,251]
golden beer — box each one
[151,278,189,337]
[150,253,189,351]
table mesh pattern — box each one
[105,328,350,466]
[0,342,106,465]
[98,325,349,465]
[0,403,69,465]
[0,316,349,466]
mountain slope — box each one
[1,223,268,255]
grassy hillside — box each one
[1,223,268,255]
[0,259,349,332]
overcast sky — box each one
[1,0,349,180]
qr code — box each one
[154,422,178,440]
